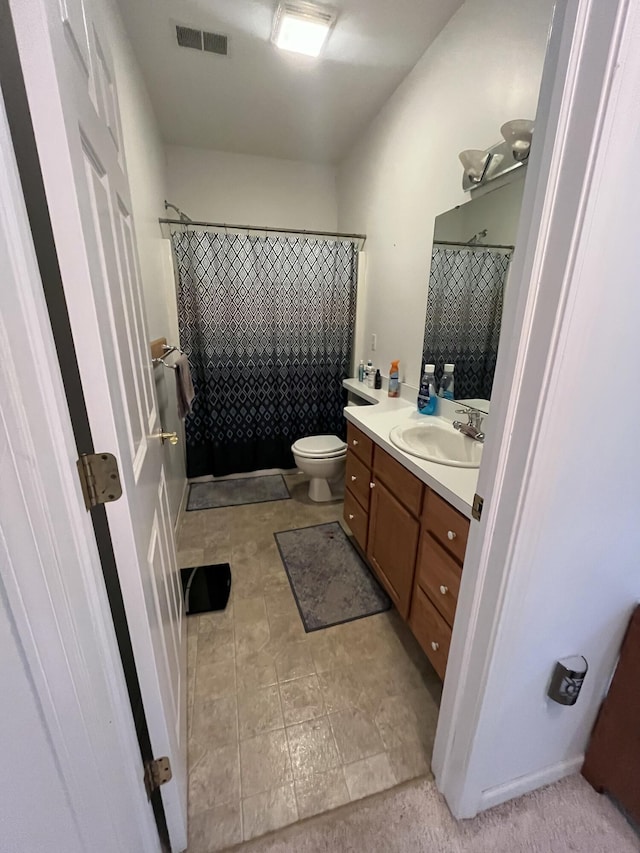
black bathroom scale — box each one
[180,563,232,615]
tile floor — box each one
[179,471,442,852]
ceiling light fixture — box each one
[271,2,336,58]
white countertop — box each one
[343,378,479,518]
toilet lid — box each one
[292,435,347,458]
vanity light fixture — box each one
[458,149,492,184]
[501,119,534,162]
[459,118,534,191]
[271,1,337,58]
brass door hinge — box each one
[143,756,172,799]
[472,493,484,522]
[76,452,122,510]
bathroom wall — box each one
[165,145,338,231]
[337,0,555,388]
[99,0,186,522]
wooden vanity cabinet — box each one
[343,421,472,682]
[410,490,470,678]
[366,446,423,619]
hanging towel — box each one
[175,353,195,419]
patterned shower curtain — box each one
[422,246,512,400]
[172,231,358,478]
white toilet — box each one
[291,435,348,502]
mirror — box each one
[421,173,525,412]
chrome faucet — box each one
[453,407,486,443]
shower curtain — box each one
[172,230,358,478]
[422,246,512,400]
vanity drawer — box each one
[345,450,371,511]
[416,533,461,628]
[422,489,470,564]
[347,422,373,467]
[343,488,368,552]
[409,585,452,681]
[373,446,424,517]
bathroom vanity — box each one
[342,383,478,680]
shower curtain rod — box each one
[159,217,367,247]
[434,239,514,250]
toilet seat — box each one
[292,435,347,459]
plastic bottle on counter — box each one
[388,360,400,397]
[366,361,376,388]
[417,364,438,415]
[358,360,365,382]
[374,369,382,390]
[438,363,455,400]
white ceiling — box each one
[116,0,463,164]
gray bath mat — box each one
[187,475,290,510]
[274,522,391,632]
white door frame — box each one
[434,0,636,817]
[0,71,161,853]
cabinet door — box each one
[367,480,420,618]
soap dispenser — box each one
[417,364,438,415]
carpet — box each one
[229,774,640,853]
[187,475,290,510]
[274,521,391,632]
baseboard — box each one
[478,755,584,812]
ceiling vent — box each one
[175,25,228,56]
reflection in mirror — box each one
[421,174,525,412]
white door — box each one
[9,0,188,848]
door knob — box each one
[156,431,179,445]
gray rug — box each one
[187,475,290,510]
[274,521,391,632]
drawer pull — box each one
[370,482,376,489]
[439,585,448,595]
[352,439,359,446]
[431,641,440,652]
[447,530,457,540]
[348,513,355,520]
[351,475,357,482]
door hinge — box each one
[76,452,123,510]
[472,493,484,522]
[143,756,172,799]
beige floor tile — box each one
[387,742,433,784]
[280,674,325,726]
[329,707,385,765]
[234,595,267,626]
[189,742,240,813]
[343,752,396,801]
[194,657,236,699]
[307,633,350,673]
[235,649,277,692]
[235,618,270,657]
[187,800,242,853]
[237,684,284,740]
[374,693,423,750]
[191,693,238,749]
[294,767,350,820]
[286,717,340,779]
[242,783,298,841]
[178,547,205,569]
[264,589,299,620]
[317,665,366,714]
[240,729,293,798]
[197,627,235,665]
[275,642,316,683]
[267,612,307,649]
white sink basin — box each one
[389,421,483,468]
